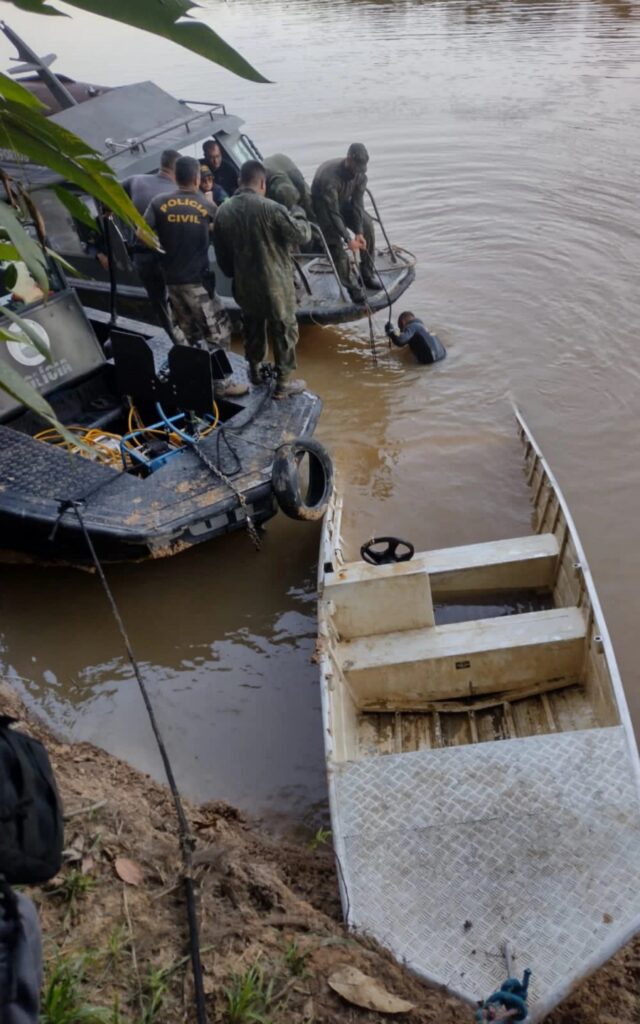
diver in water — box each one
[385,311,446,365]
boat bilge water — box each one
[317,410,640,1021]
[1,24,415,329]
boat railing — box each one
[103,104,227,160]
[307,222,350,302]
[365,188,398,264]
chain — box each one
[190,439,262,550]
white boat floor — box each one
[331,726,640,1018]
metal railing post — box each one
[366,188,398,264]
[308,222,351,303]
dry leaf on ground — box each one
[328,965,415,1013]
[114,857,143,886]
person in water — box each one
[385,312,446,365]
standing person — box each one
[122,149,180,339]
[385,312,447,365]
[143,155,247,398]
[213,159,311,399]
[202,139,238,198]
[311,142,378,303]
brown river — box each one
[1,0,639,831]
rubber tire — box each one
[272,438,333,522]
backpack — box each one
[0,717,63,885]
[0,885,42,1024]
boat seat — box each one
[339,607,586,707]
[324,534,559,639]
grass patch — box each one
[41,955,110,1024]
[224,963,275,1024]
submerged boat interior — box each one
[321,422,620,764]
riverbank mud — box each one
[3,684,637,1023]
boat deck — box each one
[356,682,598,757]
[332,726,640,1015]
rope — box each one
[475,969,531,1023]
[69,502,208,1024]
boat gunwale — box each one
[317,410,640,1019]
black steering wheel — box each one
[360,536,415,566]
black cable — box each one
[70,502,208,1024]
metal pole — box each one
[308,222,350,303]
[366,188,398,264]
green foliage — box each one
[103,924,129,972]
[4,0,267,83]
[308,826,332,850]
[224,964,275,1024]
[284,938,310,978]
[41,955,111,1024]
[49,870,97,923]
[140,965,172,1024]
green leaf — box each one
[0,72,46,109]
[52,186,98,232]
[0,360,89,450]
[0,304,51,359]
[0,105,159,248]
[0,202,49,293]
[3,0,268,83]
[0,242,21,261]
[45,247,82,276]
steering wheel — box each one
[360,536,415,566]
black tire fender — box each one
[272,438,333,522]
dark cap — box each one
[347,142,369,166]
[199,164,213,178]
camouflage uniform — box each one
[311,154,376,292]
[213,187,311,380]
[264,153,315,221]
[167,282,231,350]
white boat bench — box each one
[339,606,586,706]
[324,533,560,639]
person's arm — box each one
[273,203,312,248]
[385,321,414,348]
[350,172,367,237]
[135,198,157,246]
[212,216,234,278]
[317,178,349,241]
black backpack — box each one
[0,717,63,885]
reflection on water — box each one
[1,0,640,825]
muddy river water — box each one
[1,0,639,830]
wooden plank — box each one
[362,676,584,713]
[541,693,557,732]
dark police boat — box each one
[0,241,330,566]
[1,23,416,328]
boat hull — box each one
[317,412,640,1019]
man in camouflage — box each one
[213,159,311,400]
[264,153,314,221]
[143,156,247,398]
[311,142,378,303]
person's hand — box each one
[96,253,109,272]
[346,237,361,253]
[355,233,367,250]
[385,321,394,337]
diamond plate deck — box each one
[332,727,640,1015]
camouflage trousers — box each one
[167,282,231,351]
[243,314,298,381]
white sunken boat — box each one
[317,409,640,1021]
